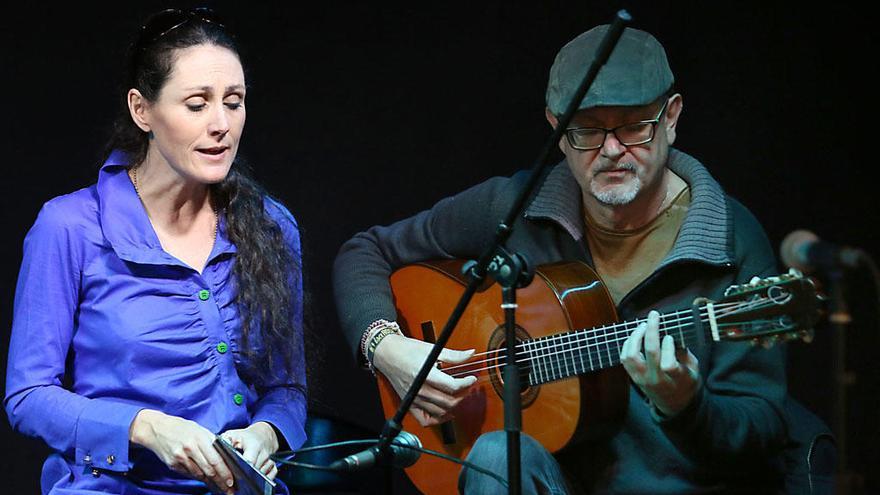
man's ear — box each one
[127,89,151,133]
[545,107,566,153]
[663,94,683,145]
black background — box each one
[2,2,878,493]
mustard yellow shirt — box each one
[585,187,691,305]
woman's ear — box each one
[127,89,151,133]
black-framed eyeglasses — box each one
[564,99,670,151]
[139,8,226,46]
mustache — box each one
[593,162,636,174]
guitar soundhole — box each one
[487,325,540,408]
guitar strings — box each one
[440,297,782,380]
[450,319,769,381]
[441,300,741,374]
[452,299,777,379]
[451,310,781,381]
[446,296,774,372]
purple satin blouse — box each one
[5,151,306,494]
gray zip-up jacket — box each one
[333,149,786,493]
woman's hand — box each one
[219,421,280,480]
[130,409,235,495]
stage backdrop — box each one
[2,2,877,493]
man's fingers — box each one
[427,366,477,395]
[619,330,630,359]
[643,310,661,369]
[411,406,440,427]
[681,348,700,379]
[659,334,680,375]
[412,393,450,418]
[417,385,458,410]
[621,322,647,368]
[437,346,475,365]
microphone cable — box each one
[271,438,508,488]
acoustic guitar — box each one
[378,260,824,494]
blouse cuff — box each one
[252,393,307,453]
[75,400,145,473]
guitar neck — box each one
[524,307,706,386]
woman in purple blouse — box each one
[5,9,306,494]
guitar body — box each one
[381,260,629,494]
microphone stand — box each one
[827,267,854,495]
[367,11,632,493]
[494,250,534,495]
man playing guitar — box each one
[333,25,788,494]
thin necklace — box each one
[129,167,218,241]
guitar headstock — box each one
[712,269,826,347]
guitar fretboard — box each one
[523,311,700,386]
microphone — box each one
[330,430,422,472]
[780,229,862,273]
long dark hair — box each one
[105,9,301,382]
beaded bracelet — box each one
[359,319,395,360]
[366,326,401,365]
[359,319,401,373]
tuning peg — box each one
[760,335,779,349]
[799,329,814,343]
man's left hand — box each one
[620,310,701,417]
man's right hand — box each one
[372,334,478,426]
[129,409,235,495]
